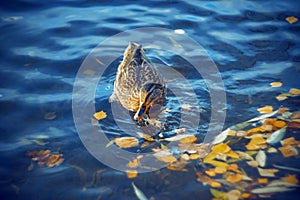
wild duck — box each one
[109,42,166,122]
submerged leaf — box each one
[252,186,294,194]
[210,188,227,199]
[226,173,243,183]
[285,16,298,24]
[132,182,147,200]
[282,175,299,185]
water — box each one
[1,0,300,199]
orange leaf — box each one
[247,126,267,136]
[272,120,286,129]
[226,173,243,183]
[282,174,299,185]
[226,150,239,159]
[226,164,241,173]
[258,178,268,184]
[214,166,227,174]
[210,181,222,188]
[281,137,299,146]
[93,110,107,120]
[242,193,251,198]
[189,153,200,160]
[115,137,139,148]
[205,169,216,177]
[279,145,298,157]
[278,107,289,114]
[257,106,273,114]
[205,160,229,169]
[126,170,138,178]
[286,16,298,24]
[127,158,140,168]
[270,82,282,88]
[246,136,267,150]
[289,88,300,95]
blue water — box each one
[1,0,300,199]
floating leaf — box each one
[214,166,227,174]
[226,164,241,173]
[276,94,288,101]
[286,16,298,24]
[270,82,282,88]
[136,132,155,142]
[236,151,254,160]
[257,168,278,177]
[288,121,300,129]
[205,160,229,169]
[251,186,294,194]
[226,189,241,200]
[241,193,251,198]
[226,173,243,183]
[174,29,185,35]
[189,153,200,160]
[181,154,190,161]
[212,143,231,154]
[282,175,299,185]
[257,106,273,114]
[95,58,104,65]
[281,137,299,146]
[212,129,230,145]
[247,126,267,136]
[93,110,107,120]
[210,188,226,199]
[126,170,138,179]
[216,153,227,161]
[173,127,186,134]
[256,150,266,167]
[127,158,140,168]
[180,135,197,144]
[247,160,259,168]
[289,88,300,95]
[266,127,286,145]
[205,169,216,177]
[247,110,278,123]
[279,145,298,157]
[267,147,277,153]
[30,139,48,146]
[115,137,139,148]
[196,171,222,188]
[273,164,300,172]
[132,182,147,200]
[153,150,177,163]
[246,136,267,150]
[291,111,300,119]
[258,178,268,184]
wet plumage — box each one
[110,42,166,121]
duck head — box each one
[134,83,166,122]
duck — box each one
[109,42,166,122]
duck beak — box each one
[134,105,147,121]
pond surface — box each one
[0,0,300,199]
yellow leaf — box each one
[196,171,222,188]
[279,145,298,157]
[289,88,300,95]
[226,173,243,183]
[270,82,282,88]
[214,166,227,174]
[267,147,277,153]
[179,135,197,144]
[255,150,266,167]
[205,169,216,177]
[126,170,138,178]
[226,150,239,159]
[282,174,299,185]
[226,189,241,200]
[203,151,218,162]
[210,181,222,188]
[286,16,298,24]
[156,155,177,163]
[127,158,140,168]
[272,120,286,129]
[246,136,267,150]
[212,143,231,153]
[257,106,273,114]
[205,160,229,169]
[93,110,107,120]
[242,193,251,198]
[258,178,268,184]
[115,137,139,148]
[189,153,200,160]
[181,154,190,161]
